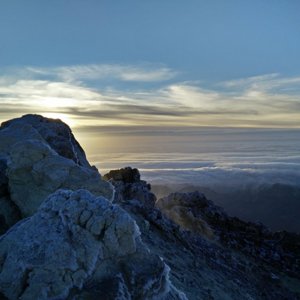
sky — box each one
[1,0,300,132]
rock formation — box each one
[0,189,181,300]
[104,167,156,209]
[0,115,300,300]
[157,191,300,278]
[1,114,90,167]
[156,191,215,238]
[107,168,300,299]
[0,115,112,231]
[0,115,186,300]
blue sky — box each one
[1,0,300,128]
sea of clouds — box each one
[90,128,300,191]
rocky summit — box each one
[0,114,113,232]
[0,115,299,300]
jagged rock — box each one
[104,167,141,183]
[109,175,300,299]
[1,114,90,167]
[156,191,216,238]
[102,171,300,299]
[104,167,156,209]
[0,114,113,224]
[0,189,183,300]
[157,191,300,278]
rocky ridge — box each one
[106,167,300,299]
[0,115,185,299]
[0,114,112,231]
[157,191,300,277]
[0,114,299,299]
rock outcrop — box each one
[104,167,156,209]
[1,115,300,300]
[156,191,215,238]
[0,115,112,231]
[0,189,181,300]
[157,191,300,278]
[106,168,300,299]
[1,114,90,167]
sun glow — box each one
[40,97,78,108]
[42,112,77,128]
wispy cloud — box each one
[27,64,178,83]
[0,65,300,128]
[221,73,300,94]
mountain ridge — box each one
[0,114,299,299]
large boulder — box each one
[0,189,183,300]
[1,114,90,167]
[0,115,113,229]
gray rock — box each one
[0,114,113,225]
[157,191,300,278]
[156,191,215,238]
[109,173,300,299]
[7,139,112,217]
[0,189,182,300]
[104,167,156,209]
[1,114,90,167]
[104,167,141,183]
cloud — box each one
[27,64,178,83]
[221,73,300,94]
[221,73,280,89]
[0,65,300,128]
[91,149,300,189]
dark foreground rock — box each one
[104,167,156,209]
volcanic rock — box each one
[109,174,300,299]
[156,191,215,238]
[0,115,113,231]
[0,189,183,300]
[1,114,90,167]
[157,191,300,277]
[104,167,156,209]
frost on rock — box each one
[0,189,177,300]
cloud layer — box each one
[90,140,300,190]
[1,64,300,128]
